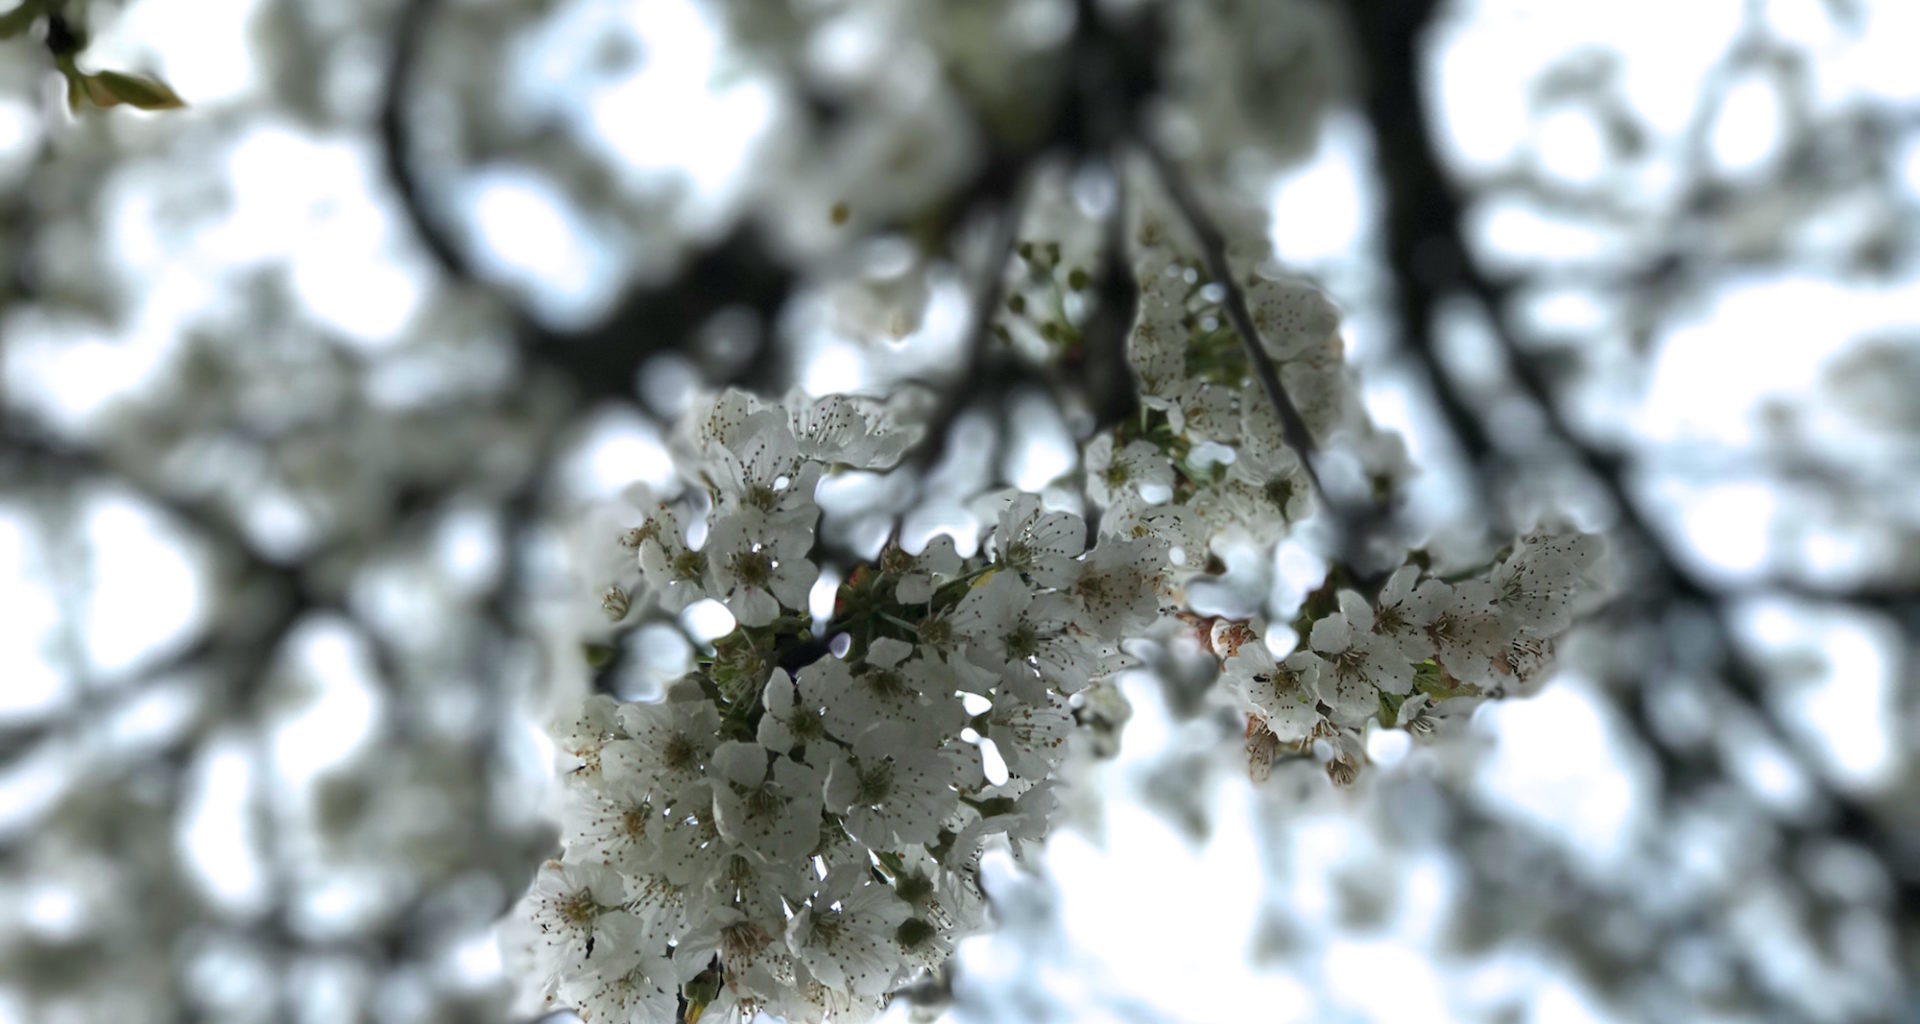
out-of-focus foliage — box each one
[1,0,186,110]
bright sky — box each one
[2,0,1915,1022]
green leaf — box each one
[0,1,41,40]
[582,643,617,669]
[1411,660,1481,702]
[62,66,83,113]
[1377,689,1406,728]
[80,69,187,110]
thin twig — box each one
[1134,135,1326,493]
[1135,133,1395,581]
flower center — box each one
[1005,623,1040,659]
[1262,476,1295,513]
[733,549,775,588]
[854,761,894,804]
[880,546,913,575]
[896,918,937,952]
[673,549,707,582]
[789,711,824,742]
[662,734,698,773]
[721,919,771,961]
[918,617,952,649]
[723,853,757,890]
[746,786,787,820]
[1334,648,1369,679]
[863,667,911,703]
[557,891,598,928]
[894,871,933,906]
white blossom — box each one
[1166,379,1239,443]
[708,742,825,863]
[824,641,966,739]
[1421,580,1509,688]
[680,389,764,459]
[604,700,719,810]
[1067,536,1169,636]
[555,910,680,1024]
[981,689,1073,779]
[636,503,712,613]
[674,906,794,1003]
[709,410,821,532]
[953,574,1099,700]
[1489,530,1603,637]
[784,389,918,469]
[1229,398,1315,525]
[988,492,1086,587]
[1221,647,1326,743]
[517,860,631,986]
[878,533,962,605]
[559,779,659,875]
[554,695,625,777]
[1246,275,1340,361]
[1101,492,1211,570]
[1128,296,1190,398]
[824,722,963,847]
[703,510,818,627]
[1310,590,1414,722]
[757,667,831,754]
[1085,435,1176,507]
[785,871,912,999]
[1370,564,1438,662]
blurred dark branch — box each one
[379,0,796,403]
[1076,157,1140,430]
[1347,0,1920,923]
[904,182,1030,480]
[0,426,310,592]
[378,0,474,290]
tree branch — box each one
[1346,0,1920,915]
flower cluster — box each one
[1216,531,1603,784]
[507,390,1170,1024]
[511,182,1605,1020]
[1108,206,1404,542]
[1088,194,1600,786]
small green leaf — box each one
[582,643,617,669]
[1378,690,1406,728]
[0,1,41,40]
[82,70,187,110]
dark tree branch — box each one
[904,182,1031,481]
[1346,0,1920,921]
[379,0,798,403]
[1076,155,1140,430]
